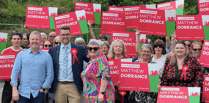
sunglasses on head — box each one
[12,31,22,35]
[55,42,61,44]
[154,44,163,48]
[193,48,201,51]
[44,45,51,47]
[88,47,99,51]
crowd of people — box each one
[0,21,207,103]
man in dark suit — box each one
[48,26,89,103]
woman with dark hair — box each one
[43,40,52,48]
[158,41,203,89]
[152,39,166,77]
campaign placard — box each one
[199,40,209,67]
[26,6,58,29]
[118,63,159,92]
[176,15,205,40]
[74,1,101,24]
[138,9,167,36]
[202,15,209,40]
[202,75,209,102]
[157,0,184,15]
[198,0,209,15]
[0,33,8,53]
[108,59,120,86]
[101,12,125,35]
[54,10,88,36]
[157,87,201,103]
[111,32,137,57]
[0,54,16,80]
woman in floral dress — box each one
[81,39,115,103]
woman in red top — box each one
[158,41,203,88]
[108,40,130,103]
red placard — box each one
[124,5,146,29]
[199,40,209,67]
[118,62,150,91]
[138,9,167,36]
[176,15,205,40]
[26,6,50,29]
[74,1,95,24]
[0,54,17,80]
[41,48,49,53]
[111,32,137,57]
[108,6,124,13]
[108,59,120,86]
[101,12,125,35]
[157,1,176,11]
[198,0,209,15]
[157,87,189,103]
[202,75,209,102]
[54,12,82,36]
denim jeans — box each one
[17,92,44,103]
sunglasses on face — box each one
[193,48,201,51]
[88,47,99,51]
[154,45,163,48]
[55,42,61,44]
[44,45,51,47]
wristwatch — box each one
[100,92,105,95]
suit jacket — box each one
[48,43,89,93]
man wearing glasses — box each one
[1,31,23,103]
[48,32,56,43]
[48,26,89,103]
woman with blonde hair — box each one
[108,40,129,60]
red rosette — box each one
[70,48,80,65]
[180,65,189,80]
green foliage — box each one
[0,0,199,47]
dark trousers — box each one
[2,81,17,103]
[17,92,44,103]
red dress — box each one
[160,55,203,87]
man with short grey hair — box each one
[10,30,54,103]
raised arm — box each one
[135,30,141,55]
[88,20,96,39]
[24,24,30,37]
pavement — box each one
[0,80,4,103]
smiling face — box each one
[11,35,22,47]
[60,30,71,46]
[30,33,41,50]
[22,35,28,45]
[100,44,109,55]
[185,41,191,54]
[113,41,123,55]
[41,35,47,44]
[154,44,163,54]
[44,41,52,48]
[192,44,202,58]
[88,44,100,59]
[175,44,186,56]
[141,47,151,60]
